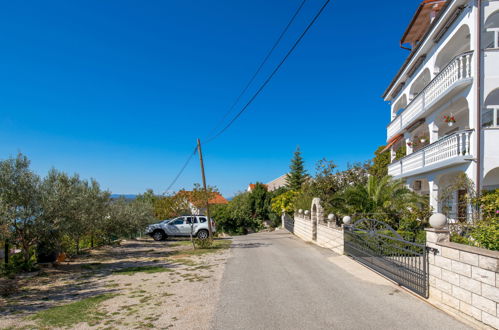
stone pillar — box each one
[428,177,439,213]
[425,227,450,250]
[428,120,439,144]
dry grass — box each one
[0,237,231,329]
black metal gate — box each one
[344,219,428,298]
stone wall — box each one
[290,214,313,242]
[426,228,499,329]
[316,222,344,255]
[284,213,344,255]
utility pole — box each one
[197,138,213,239]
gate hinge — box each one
[426,247,439,255]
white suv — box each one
[145,215,216,241]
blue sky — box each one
[0,0,421,197]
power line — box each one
[205,0,331,143]
[164,0,330,192]
[208,0,309,137]
[164,146,197,194]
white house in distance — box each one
[247,174,288,192]
[383,0,499,219]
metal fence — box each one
[344,218,429,298]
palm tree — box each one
[337,175,425,227]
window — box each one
[171,218,184,225]
[185,217,198,224]
[198,217,207,223]
[483,106,499,127]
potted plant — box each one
[443,115,456,127]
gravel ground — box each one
[0,237,231,329]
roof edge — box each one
[382,0,453,99]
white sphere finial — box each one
[429,213,447,229]
[304,210,310,216]
[327,214,335,222]
[298,209,303,214]
[343,216,352,225]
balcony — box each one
[388,130,473,178]
[387,52,473,141]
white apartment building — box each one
[383,0,499,219]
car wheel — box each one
[152,230,166,241]
[197,229,209,240]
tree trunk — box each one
[90,234,94,248]
[190,224,195,250]
[4,240,9,264]
[22,240,31,266]
[75,238,80,255]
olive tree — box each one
[0,154,43,268]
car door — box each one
[181,217,195,236]
[189,217,199,235]
[166,218,184,236]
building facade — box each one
[383,0,499,219]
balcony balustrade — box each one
[387,52,473,140]
[388,130,473,178]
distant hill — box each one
[111,194,137,200]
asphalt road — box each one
[212,230,471,330]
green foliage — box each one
[394,144,406,161]
[477,189,499,218]
[308,159,369,215]
[136,189,190,220]
[0,153,158,274]
[0,153,43,265]
[211,192,263,234]
[248,183,271,221]
[103,197,155,241]
[398,198,432,232]
[449,188,498,251]
[194,238,214,249]
[5,248,38,272]
[369,145,390,179]
[270,190,298,214]
[337,175,426,228]
[469,217,498,251]
[285,146,307,191]
[293,187,314,213]
[450,233,472,246]
[210,183,275,234]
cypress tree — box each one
[285,146,307,191]
[369,145,390,179]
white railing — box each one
[387,52,473,140]
[388,130,473,177]
[387,161,401,177]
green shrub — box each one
[194,238,213,249]
[450,233,472,246]
[471,217,499,251]
[4,249,39,273]
[477,189,499,218]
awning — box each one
[381,134,403,153]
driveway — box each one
[213,230,471,330]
